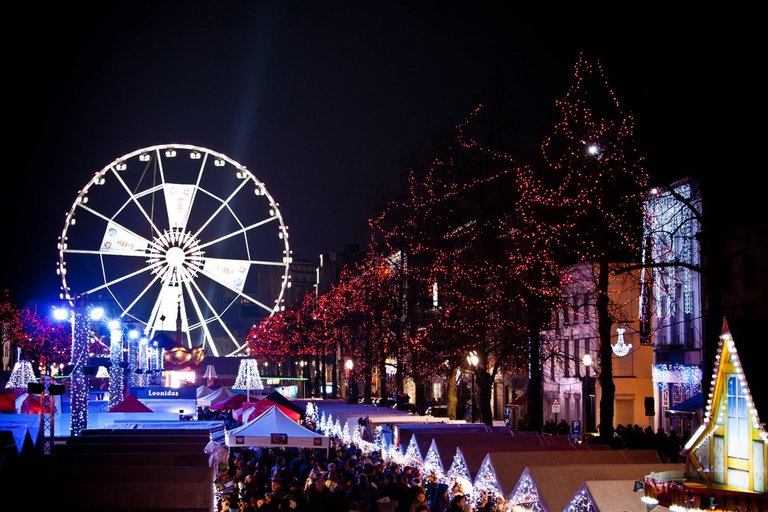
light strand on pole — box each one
[108,326,124,410]
[70,299,89,436]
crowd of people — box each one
[613,423,686,463]
[216,441,483,512]
[211,406,689,512]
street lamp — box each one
[345,358,355,404]
[467,351,479,423]
[582,353,596,433]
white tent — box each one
[198,386,236,407]
[196,385,213,398]
[226,405,329,449]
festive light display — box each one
[70,300,89,436]
[611,327,632,357]
[652,363,702,393]
[1,296,72,372]
[515,53,649,438]
[233,358,264,401]
[305,402,318,427]
[642,181,700,318]
[422,445,444,480]
[128,334,139,389]
[471,457,505,511]
[703,331,766,438]
[446,448,471,486]
[565,484,596,512]
[403,436,422,466]
[108,325,124,410]
[341,421,351,445]
[508,470,544,512]
[318,411,328,432]
[5,359,36,389]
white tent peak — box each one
[226,405,329,449]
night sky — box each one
[3,3,760,306]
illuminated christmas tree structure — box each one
[564,484,596,512]
[472,457,505,511]
[507,469,543,512]
[422,445,444,481]
[233,358,264,401]
[5,358,36,389]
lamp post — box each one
[467,351,479,423]
[582,354,596,433]
[345,358,355,404]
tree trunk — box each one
[378,340,388,399]
[447,368,459,420]
[597,258,615,441]
[528,316,544,433]
[478,368,493,425]
[363,364,373,404]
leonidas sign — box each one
[270,433,288,444]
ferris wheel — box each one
[57,144,292,356]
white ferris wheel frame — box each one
[57,143,292,356]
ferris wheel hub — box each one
[165,246,186,267]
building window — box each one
[432,382,443,402]
[672,384,682,405]
[727,374,749,459]
[564,337,570,378]
[583,293,590,323]
[563,305,570,325]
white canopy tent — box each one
[225,405,329,449]
[198,386,236,407]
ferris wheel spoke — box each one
[80,260,163,297]
[117,270,166,324]
[190,178,251,241]
[75,204,160,254]
[248,259,289,267]
[108,166,166,240]
[198,260,275,314]
[174,151,209,233]
[184,279,245,357]
[196,216,279,252]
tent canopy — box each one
[196,385,213,398]
[246,398,301,422]
[109,394,153,413]
[211,393,248,411]
[226,405,328,449]
[666,393,704,415]
[198,386,237,407]
[264,391,302,415]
